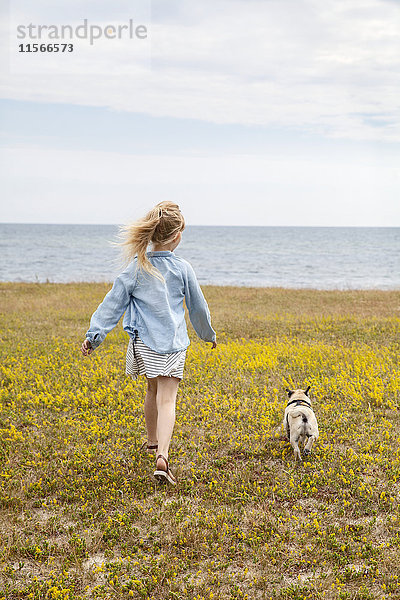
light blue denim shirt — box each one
[86,251,216,354]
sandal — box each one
[154,454,177,486]
[140,441,158,454]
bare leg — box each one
[155,376,180,465]
[144,377,158,446]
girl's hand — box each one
[81,339,93,356]
[211,341,217,349]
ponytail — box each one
[118,201,185,279]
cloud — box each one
[1,145,397,185]
[1,0,399,141]
[1,143,399,226]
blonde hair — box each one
[118,201,185,278]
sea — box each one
[0,223,399,289]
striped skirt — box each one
[125,334,186,380]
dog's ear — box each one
[304,385,311,396]
[286,388,294,397]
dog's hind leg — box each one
[303,435,315,456]
[283,418,290,440]
[290,432,302,461]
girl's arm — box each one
[85,263,136,350]
[183,262,216,344]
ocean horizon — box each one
[0,223,399,290]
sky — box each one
[0,0,399,226]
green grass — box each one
[0,283,399,599]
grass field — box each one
[1,283,400,600]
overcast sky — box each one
[0,0,399,226]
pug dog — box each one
[283,386,319,461]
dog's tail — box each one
[289,411,306,422]
[288,412,308,435]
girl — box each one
[81,201,217,485]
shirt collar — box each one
[147,251,173,257]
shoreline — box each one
[1,280,399,292]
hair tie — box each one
[158,208,163,219]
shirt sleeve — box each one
[183,261,216,343]
[85,262,137,350]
